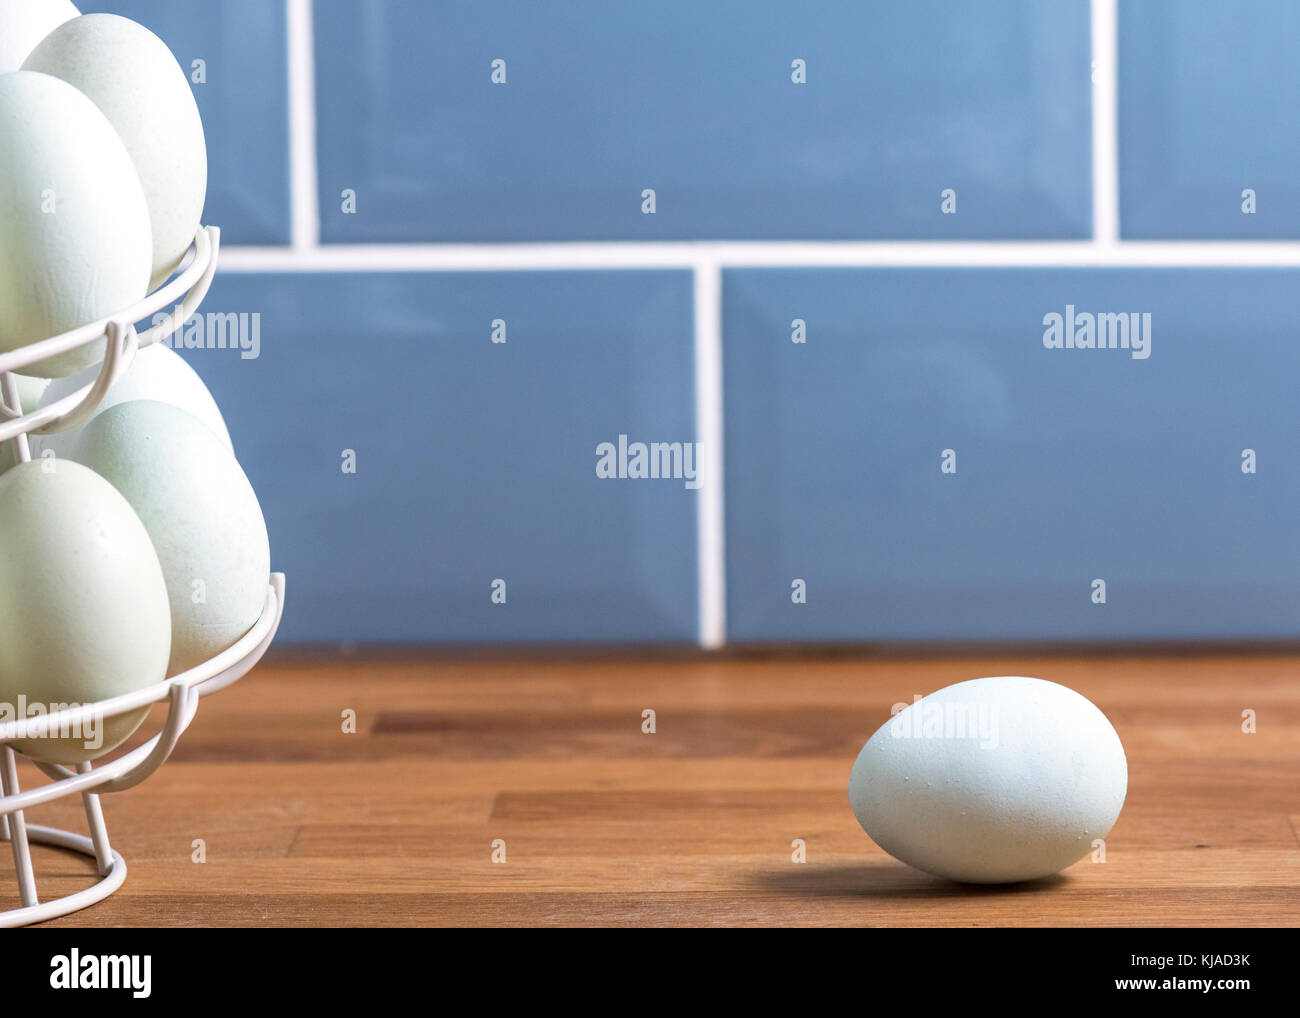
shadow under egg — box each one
[750,861,1070,900]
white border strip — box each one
[693,261,726,649]
[1092,0,1120,245]
[287,0,320,251]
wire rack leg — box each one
[1,747,38,908]
[76,762,114,876]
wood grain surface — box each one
[3,652,1296,927]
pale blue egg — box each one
[0,459,171,763]
[71,400,269,677]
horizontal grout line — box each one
[217,240,1300,272]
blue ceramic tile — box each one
[314,0,1092,242]
[724,268,1300,643]
[173,270,698,644]
[1120,1,1300,238]
[84,1,291,245]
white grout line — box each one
[286,0,320,251]
[218,240,1300,271]
[693,260,726,649]
[1091,0,1120,245]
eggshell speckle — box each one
[0,459,170,763]
[30,344,232,461]
[0,71,152,376]
[0,0,77,72]
[71,400,269,677]
[848,676,1127,883]
[24,13,206,287]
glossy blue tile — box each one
[314,0,1092,242]
[1120,1,1300,238]
[176,270,698,644]
[85,1,291,245]
[724,268,1300,643]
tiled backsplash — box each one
[82,2,1300,645]
[724,268,1300,642]
[196,270,699,644]
[1119,1,1300,238]
[312,0,1093,242]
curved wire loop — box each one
[0,225,221,445]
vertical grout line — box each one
[694,260,727,649]
[1091,0,1120,246]
[287,0,321,251]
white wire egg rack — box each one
[0,225,285,926]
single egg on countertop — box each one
[0,0,77,72]
[70,400,269,677]
[0,459,171,763]
[24,12,206,288]
[847,676,1127,883]
[29,344,232,462]
[0,70,152,377]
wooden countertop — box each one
[9,652,1298,927]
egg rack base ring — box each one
[0,574,285,927]
[0,820,127,928]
